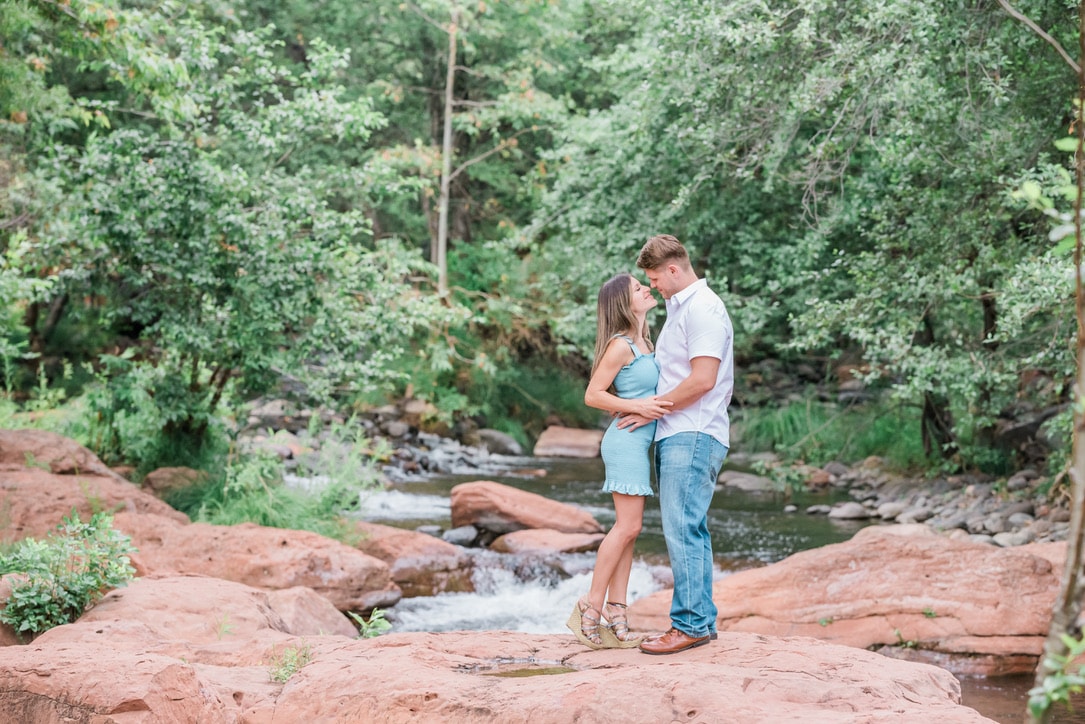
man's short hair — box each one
[637,234,690,271]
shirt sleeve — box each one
[685,295,730,361]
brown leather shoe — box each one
[638,627,710,655]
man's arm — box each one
[617,356,720,430]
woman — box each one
[567,273,672,649]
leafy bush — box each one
[0,512,136,639]
[1029,633,1085,719]
[72,353,229,474]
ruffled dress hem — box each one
[601,481,654,497]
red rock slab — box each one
[450,480,602,534]
[0,643,234,723]
[273,631,993,723]
[113,512,400,613]
[630,524,1061,675]
[490,528,605,554]
[352,520,475,597]
[0,466,189,544]
[532,425,604,458]
[0,428,122,477]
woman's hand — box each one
[631,396,672,420]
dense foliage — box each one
[0,0,1079,474]
[528,0,1077,470]
[0,511,136,638]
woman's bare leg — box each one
[588,492,645,609]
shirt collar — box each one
[665,278,707,313]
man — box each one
[619,234,733,655]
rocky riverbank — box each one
[239,391,1072,555]
[1,388,1075,722]
[0,427,1002,722]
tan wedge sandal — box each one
[566,595,619,649]
[603,601,643,648]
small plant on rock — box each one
[0,511,136,639]
[349,607,392,638]
[214,613,235,640]
[268,642,313,683]
[893,628,918,649]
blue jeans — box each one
[655,432,729,637]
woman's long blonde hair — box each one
[591,273,653,377]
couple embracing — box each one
[567,234,734,656]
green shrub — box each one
[72,356,228,475]
[0,511,136,639]
[1029,633,1085,719]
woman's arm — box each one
[617,356,718,431]
[584,338,672,418]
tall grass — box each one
[735,397,931,471]
[163,424,385,544]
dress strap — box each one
[609,334,641,358]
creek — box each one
[358,453,1070,724]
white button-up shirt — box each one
[654,278,734,447]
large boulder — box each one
[532,425,604,458]
[0,574,347,721]
[0,464,189,544]
[0,431,400,619]
[140,466,207,497]
[351,520,474,597]
[476,428,524,455]
[0,575,991,723]
[630,524,1061,676]
[450,480,603,535]
[113,511,401,613]
[37,574,356,655]
[0,645,237,723]
[0,428,121,478]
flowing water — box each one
[358,454,1078,723]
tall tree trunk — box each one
[1028,4,1085,721]
[436,6,459,297]
[914,314,958,459]
[24,293,68,354]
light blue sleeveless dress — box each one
[600,335,659,496]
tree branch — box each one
[997,0,1081,74]
[448,126,546,183]
[402,2,450,33]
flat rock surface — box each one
[0,573,993,723]
[630,524,1061,676]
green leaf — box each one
[1054,137,1079,153]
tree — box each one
[4,4,458,463]
[238,0,580,291]
[528,0,1074,470]
[997,3,1085,720]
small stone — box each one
[828,502,870,520]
